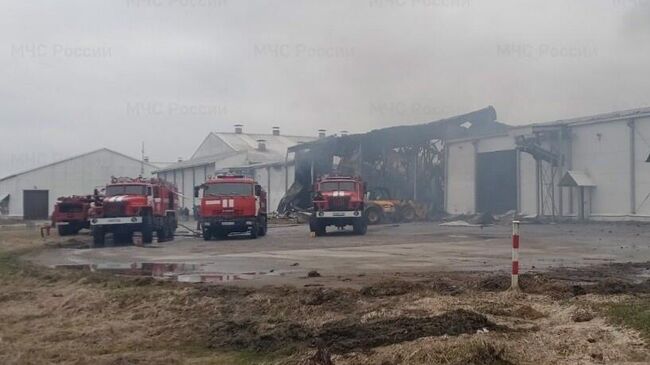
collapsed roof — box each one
[288,106,506,155]
[278,106,508,214]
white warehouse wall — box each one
[445,116,650,220]
[636,116,650,216]
[157,163,214,208]
[570,120,631,217]
[518,152,537,216]
[0,149,154,218]
[252,164,294,212]
[446,141,476,214]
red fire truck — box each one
[90,177,178,246]
[194,174,267,240]
[51,195,92,236]
[310,175,367,236]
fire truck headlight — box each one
[131,217,138,222]
[318,211,324,217]
[92,218,98,223]
[354,210,360,216]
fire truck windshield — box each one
[204,183,252,196]
[319,181,356,192]
[105,185,147,196]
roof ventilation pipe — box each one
[318,129,326,138]
[234,124,243,134]
[272,126,280,136]
[257,139,267,152]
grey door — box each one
[23,190,49,220]
[476,150,517,214]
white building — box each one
[155,125,317,212]
[0,148,156,219]
[445,107,650,220]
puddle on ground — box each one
[52,262,294,283]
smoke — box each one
[1,0,649,176]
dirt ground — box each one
[26,221,650,285]
[1,223,650,364]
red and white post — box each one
[510,220,520,291]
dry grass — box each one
[606,299,650,340]
[0,228,649,364]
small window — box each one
[147,187,153,196]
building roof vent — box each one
[272,126,280,136]
[177,157,183,162]
[234,124,243,134]
[318,129,326,138]
[257,139,267,152]
[340,130,349,136]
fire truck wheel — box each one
[202,228,211,241]
[57,225,71,236]
[156,228,167,242]
[142,216,153,244]
[92,228,105,247]
[250,222,259,239]
[309,217,326,236]
[258,216,267,237]
[353,219,368,235]
[166,225,175,241]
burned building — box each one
[279,106,508,216]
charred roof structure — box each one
[279,106,507,215]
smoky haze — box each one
[1,0,649,176]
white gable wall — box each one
[191,133,235,159]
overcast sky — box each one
[1,0,649,176]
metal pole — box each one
[516,149,521,214]
[580,187,586,220]
[629,119,636,215]
[535,160,541,216]
[473,140,479,213]
[413,150,417,201]
[140,141,145,175]
[267,166,271,211]
[510,220,520,291]
[558,129,564,217]
[284,151,289,194]
[443,145,448,212]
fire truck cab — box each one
[195,174,268,240]
[51,195,92,236]
[310,175,367,236]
